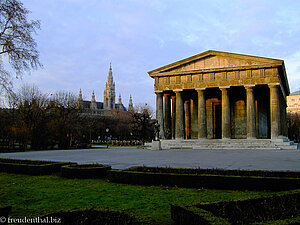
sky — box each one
[9,0,300,109]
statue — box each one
[154,121,160,141]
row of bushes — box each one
[61,164,111,179]
[128,166,300,178]
[171,191,300,225]
[110,140,143,146]
[0,208,153,225]
[0,158,111,178]
[42,209,154,225]
[2,160,300,191]
[0,158,70,175]
[108,167,300,191]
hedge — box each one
[127,166,300,178]
[61,164,111,179]
[0,158,63,165]
[40,208,154,225]
[171,191,300,225]
[0,158,70,175]
[108,168,300,191]
[171,205,230,225]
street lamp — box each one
[130,132,133,145]
[106,128,109,148]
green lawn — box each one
[1,172,279,224]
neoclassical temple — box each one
[148,50,290,142]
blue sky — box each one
[13,0,300,109]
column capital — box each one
[244,84,255,89]
[219,86,230,88]
[268,83,280,88]
[195,87,206,91]
[163,93,171,97]
[174,89,183,93]
[154,90,164,94]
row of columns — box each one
[156,84,282,140]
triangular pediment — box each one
[148,50,283,76]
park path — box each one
[1,147,300,171]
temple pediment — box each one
[148,50,283,76]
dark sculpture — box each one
[154,121,160,141]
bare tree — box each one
[50,91,80,148]
[0,0,42,96]
[130,103,154,143]
[13,84,48,149]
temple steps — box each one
[160,139,299,150]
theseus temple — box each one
[148,50,294,149]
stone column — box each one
[282,98,288,137]
[171,96,176,139]
[174,90,184,139]
[280,93,288,137]
[246,85,256,139]
[220,87,231,139]
[185,100,191,139]
[197,88,207,139]
[190,98,198,139]
[164,93,171,139]
[269,84,280,139]
[156,91,164,139]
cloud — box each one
[16,0,300,108]
[285,51,300,93]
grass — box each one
[0,172,282,225]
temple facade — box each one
[148,50,290,141]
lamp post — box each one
[130,132,133,145]
[106,128,109,148]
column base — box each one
[175,138,184,140]
[152,140,162,150]
[197,138,207,141]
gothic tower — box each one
[117,93,124,110]
[128,95,134,111]
[90,90,97,110]
[77,89,84,109]
[103,63,116,110]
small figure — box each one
[154,121,160,141]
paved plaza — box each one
[1,147,300,171]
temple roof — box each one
[148,50,290,96]
[148,50,284,76]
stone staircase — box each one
[160,138,299,150]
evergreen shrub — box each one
[171,192,300,225]
[108,167,300,191]
[61,164,111,178]
[0,158,69,175]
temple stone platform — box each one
[160,139,299,150]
